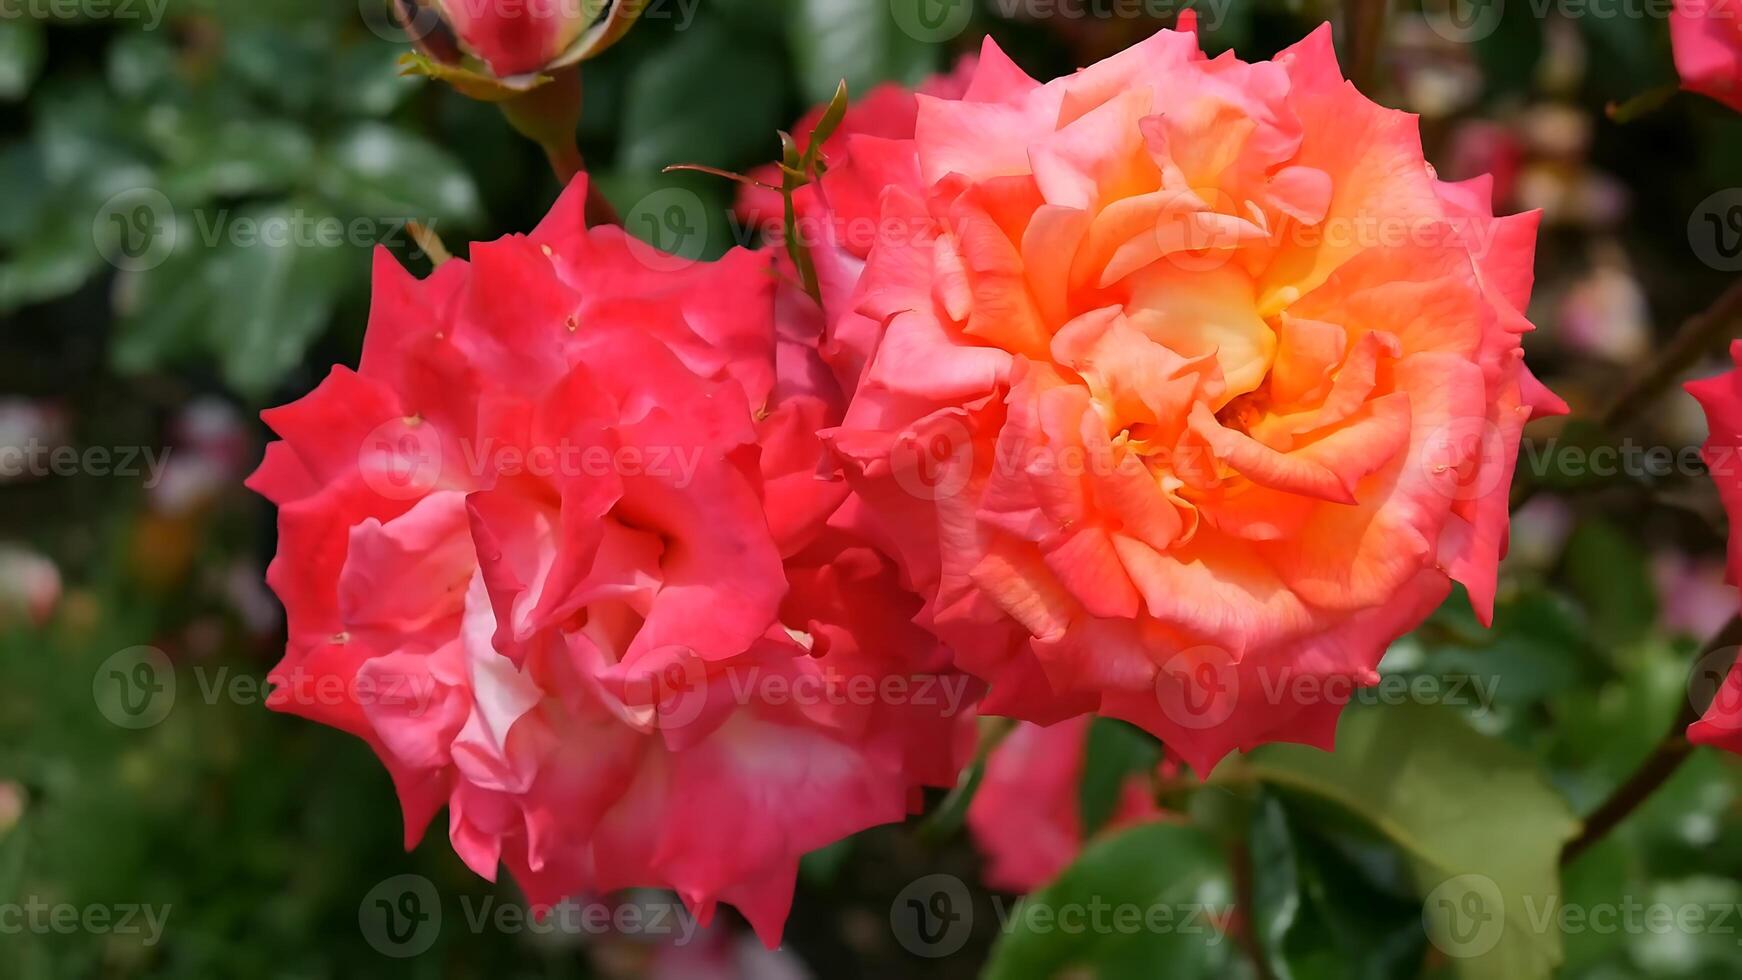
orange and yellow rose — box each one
[780,16,1562,772]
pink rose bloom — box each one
[1685,344,1742,751]
[966,717,1158,892]
[1672,0,1742,112]
[789,17,1562,773]
[249,177,970,945]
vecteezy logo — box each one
[890,874,973,958]
[92,188,176,273]
[1690,189,1742,273]
[890,416,975,501]
[360,0,444,44]
[1422,0,1506,44]
[1155,645,1239,730]
[357,417,444,501]
[623,188,709,272]
[621,645,711,732]
[1420,416,1507,502]
[1156,188,1248,273]
[890,0,973,43]
[360,874,441,958]
[93,646,176,729]
[1422,874,1505,959]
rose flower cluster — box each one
[254,18,1557,943]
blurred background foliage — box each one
[3,0,1742,977]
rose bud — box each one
[393,0,641,96]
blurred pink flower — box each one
[1557,251,1650,363]
[0,399,66,486]
[1653,551,1739,640]
[0,544,60,626]
[967,718,1158,892]
[1672,0,1742,111]
[644,923,810,980]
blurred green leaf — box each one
[1548,643,1689,812]
[1577,15,1676,106]
[0,144,49,245]
[222,26,329,114]
[983,822,1242,980]
[324,41,423,118]
[107,31,180,100]
[1470,3,1545,99]
[115,200,357,396]
[154,117,317,201]
[1563,519,1657,645]
[1287,819,1429,980]
[1077,718,1158,837]
[0,18,45,101]
[789,0,945,104]
[206,200,355,396]
[0,129,161,312]
[1560,837,1633,973]
[1224,704,1582,980]
[111,210,224,373]
[314,123,483,228]
[800,837,853,886]
[1629,749,1742,871]
[0,217,105,313]
[620,17,786,172]
[1249,792,1301,980]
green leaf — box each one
[152,117,317,202]
[800,79,851,174]
[1559,837,1632,972]
[107,31,180,100]
[619,17,786,172]
[0,19,46,101]
[1547,642,1688,808]
[0,217,106,312]
[1248,793,1301,980]
[1562,519,1657,645]
[1470,2,1545,99]
[1406,589,1592,718]
[111,210,224,374]
[789,0,945,105]
[114,200,358,397]
[0,144,50,246]
[1289,822,1430,980]
[800,837,853,886]
[324,41,422,118]
[1218,703,1582,980]
[313,123,483,228]
[206,200,356,396]
[1577,14,1677,106]
[0,137,161,311]
[1077,718,1159,838]
[221,26,329,114]
[983,822,1241,980]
